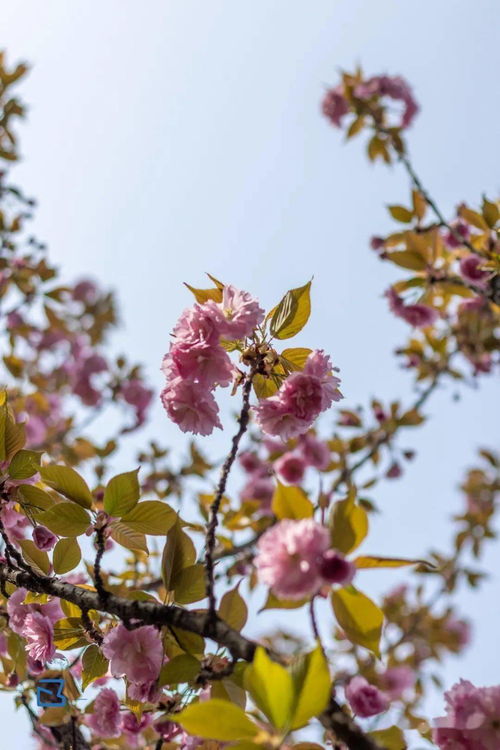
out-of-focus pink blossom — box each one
[459,255,490,288]
[161,379,222,436]
[433,679,500,749]
[274,453,306,485]
[86,688,122,738]
[22,612,55,664]
[120,379,153,426]
[354,74,419,129]
[239,451,264,474]
[386,462,403,479]
[446,617,471,649]
[1,501,29,542]
[345,676,390,717]
[102,624,163,685]
[206,285,264,340]
[322,86,349,128]
[72,279,98,303]
[386,287,438,328]
[319,550,355,586]
[444,219,471,249]
[127,679,162,703]
[299,433,331,470]
[122,712,152,747]
[380,666,415,699]
[240,475,274,508]
[254,519,330,599]
[32,526,57,551]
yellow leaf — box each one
[369,726,407,749]
[388,250,427,271]
[272,483,314,520]
[331,586,383,657]
[412,190,427,220]
[38,503,91,537]
[244,647,294,730]
[162,517,197,591]
[109,520,149,554]
[40,465,93,509]
[121,500,176,535]
[184,283,223,304]
[173,699,258,741]
[82,645,109,690]
[269,281,312,340]
[329,499,368,554]
[219,584,248,631]
[174,564,206,604]
[19,539,51,575]
[459,206,488,231]
[353,556,431,569]
[388,205,413,223]
[280,347,312,371]
[291,644,331,729]
[53,537,82,574]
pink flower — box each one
[72,279,98,303]
[386,287,438,327]
[167,341,233,387]
[322,86,349,128]
[1,501,29,542]
[240,475,274,508]
[86,688,122,738]
[355,75,419,129]
[274,453,306,485]
[102,624,163,685]
[345,676,390,718]
[7,587,63,635]
[299,433,331,470]
[122,712,152,748]
[380,666,415,699]
[239,451,265,473]
[22,612,55,664]
[319,550,355,586]
[32,526,57,551]
[254,350,343,440]
[161,379,222,436]
[120,379,153,426]
[128,679,162,703]
[444,219,471,248]
[254,519,330,599]
[459,255,490,288]
[433,679,500,749]
[206,285,264,340]
[172,304,221,346]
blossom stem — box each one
[205,371,255,628]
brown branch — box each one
[205,372,254,626]
[320,698,383,750]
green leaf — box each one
[161,517,196,591]
[244,647,294,730]
[38,503,91,537]
[18,485,55,516]
[259,591,308,611]
[103,469,140,517]
[388,250,427,271]
[174,699,258,741]
[121,501,176,535]
[53,537,82,574]
[8,450,41,480]
[167,627,205,657]
[388,205,413,223]
[331,586,383,657]
[4,416,26,461]
[219,584,248,631]
[174,564,206,604]
[291,644,331,729]
[353,556,432,570]
[109,520,149,554]
[53,618,88,650]
[369,726,407,749]
[40,465,93,509]
[272,482,314,520]
[329,498,368,554]
[159,654,200,686]
[270,281,312,340]
[19,539,51,575]
[81,645,109,690]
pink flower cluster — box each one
[7,587,63,668]
[386,287,438,328]
[253,350,343,440]
[102,623,164,702]
[346,676,389,717]
[433,679,500,749]
[254,518,355,599]
[322,73,418,130]
[161,286,264,435]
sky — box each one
[2,1,499,746]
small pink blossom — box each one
[303,350,343,411]
[345,676,390,717]
[172,304,221,346]
[22,612,55,664]
[444,219,471,248]
[32,525,57,551]
[274,453,306,485]
[254,519,330,599]
[206,285,264,340]
[161,379,222,436]
[380,666,415,699]
[386,287,438,327]
[7,587,63,635]
[72,279,98,303]
[459,255,490,288]
[299,433,331,470]
[239,451,265,473]
[86,688,122,738]
[1,501,30,542]
[322,86,349,128]
[319,550,355,586]
[102,624,163,685]
[446,617,471,649]
[122,712,152,747]
[167,341,233,387]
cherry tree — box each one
[0,53,498,749]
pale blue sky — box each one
[2,2,499,746]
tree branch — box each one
[320,698,383,750]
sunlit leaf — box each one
[103,469,140,517]
[40,465,93,509]
[53,537,82,574]
[173,699,258,741]
[272,482,314,520]
[38,503,91,537]
[269,281,312,340]
[244,647,294,730]
[290,644,331,729]
[331,586,383,656]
